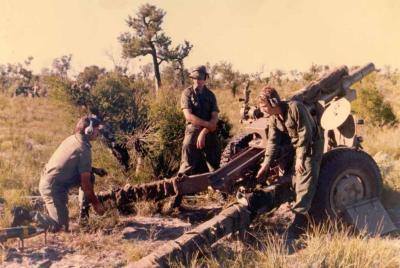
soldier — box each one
[38,116,108,232]
[173,65,220,207]
[32,83,40,97]
[255,86,324,249]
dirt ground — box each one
[2,214,194,267]
[1,201,399,268]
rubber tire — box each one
[220,133,255,167]
[310,147,383,220]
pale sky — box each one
[0,0,399,75]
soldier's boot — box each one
[170,195,183,210]
[78,175,95,228]
[78,190,91,228]
[285,213,309,254]
[78,204,90,227]
[10,206,33,227]
[11,207,61,232]
[31,211,61,232]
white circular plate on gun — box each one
[320,98,351,130]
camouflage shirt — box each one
[264,101,321,166]
[181,86,219,125]
[40,134,92,188]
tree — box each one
[119,4,192,91]
[213,62,249,96]
[52,54,72,78]
[168,40,193,86]
[77,65,106,87]
[302,63,323,82]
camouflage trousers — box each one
[39,174,95,231]
[178,125,220,175]
[291,138,324,215]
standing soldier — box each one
[255,86,324,250]
[38,116,108,232]
[32,82,40,97]
[173,65,220,208]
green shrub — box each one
[140,88,186,177]
[352,86,397,126]
[90,73,148,138]
[131,88,232,177]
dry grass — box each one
[0,71,400,266]
[0,94,127,228]
[133,200,162,217]
[123,241,148,262]
[169,222,400,267]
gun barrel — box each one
[342,63,375,89]
[0,226,44,242]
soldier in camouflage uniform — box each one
[178,65,220,175]
[256,86,324,244]
[38,116,107,231]
[172,65,220,207]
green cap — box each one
[189,65,209,80]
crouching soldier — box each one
[255,86,324,251]
[39,116,107,232]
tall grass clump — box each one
[137,88,186,177]
[173,222,400,268]
[288,223,400,267]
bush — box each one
[90,73,148,139]
[139,88,186,177]
[352,86,397,126]
[129,88,232,177]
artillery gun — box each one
[97,63,397,267]
[99,63,382,218]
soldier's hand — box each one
[256,163,269,180]
[295,160,305,174]
[207,122,217,132]
[95,168,108,177]
[93,202,106,216]
[196,131,206,149]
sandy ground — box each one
[0,200,226,268]
[2,214,193,267]
[1,203,399,268]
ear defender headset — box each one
[84,117,94,136]
[268,97,280,108]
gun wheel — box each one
[220,133,255,167]
[311,148,383,220]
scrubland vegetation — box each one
[1,62,399,267]
[1,3,399,267]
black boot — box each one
[287,213,309,239]
[285,213,309,254]
[170,195,183,209]
[10,206,32,227]
[78,204,90,228]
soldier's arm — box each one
[291,103,313,164]
[200,111,219,134]
[80,172,105,215]
[257,119,280,179]
[182,109,215,131]
[263,119,280,166]
[210,111,219,131]
[80,173,100,205]
[209,93,220,132]
[78,149,105,215]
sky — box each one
[0,0,399,75]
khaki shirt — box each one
[41,134,92,188]
[181,86,219,125]
[264,101,320,166]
